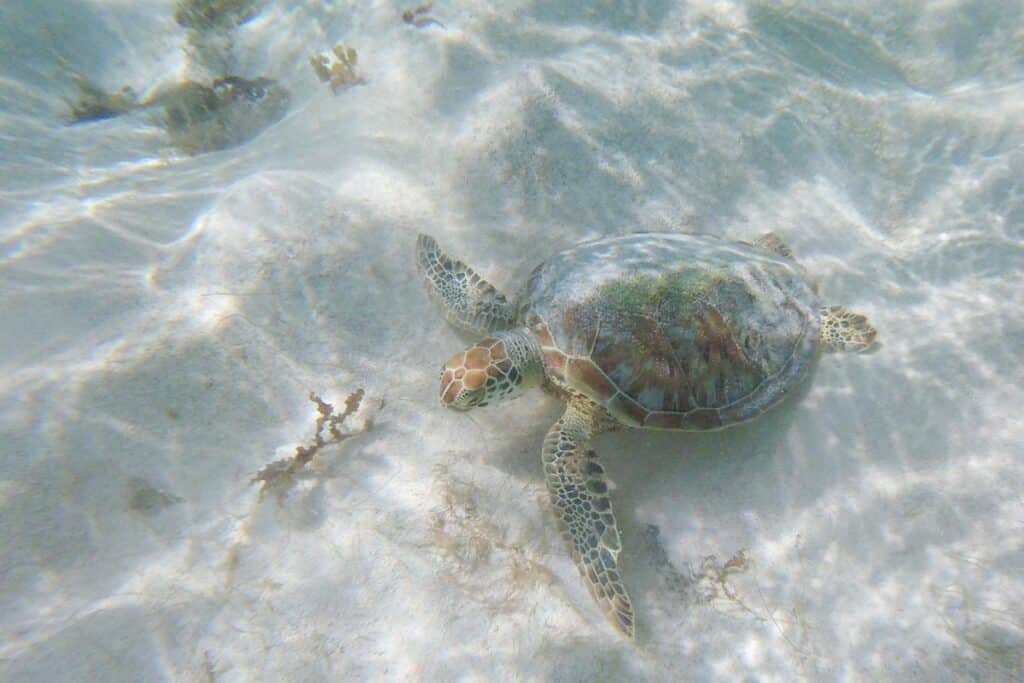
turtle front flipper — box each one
[820,305,878,352]
[542,400,635,638]
[416,234,518,336]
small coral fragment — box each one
[310,43,365,94]
[252,389,366,503]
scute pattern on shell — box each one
[522,233,821,429]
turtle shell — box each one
[521,233,820,430]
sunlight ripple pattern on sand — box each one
[1,1,1023,680]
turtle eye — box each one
[248,85,265,99]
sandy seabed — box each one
[1,1,1023,680]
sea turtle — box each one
[416,231,877,638]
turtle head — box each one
[439,330,542,411]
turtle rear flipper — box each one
[416,233,518,336]
[543,400,635,638]
[820,305,878,352]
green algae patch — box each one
[597,268,717,317]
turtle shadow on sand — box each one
[472,360,814,642]
[605,368,811,623]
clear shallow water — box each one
[2,1,1023,680]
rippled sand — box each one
[2,1,1023,680]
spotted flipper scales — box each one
[416,234,518,336]
[820,305,878,352]
[542,400,634,638]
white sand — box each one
[2,1,1023,680]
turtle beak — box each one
[438,348,490,410]
[440,368,471,411]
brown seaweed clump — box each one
[67,77,138,123]
[160,75,290,154]
[252,389,366,503]
[67,75,290,154]
[310,44,365,94]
